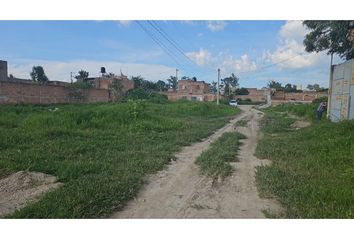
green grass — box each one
[196,132,246,179]
[255,104,354,218]
[0,100,240,218]
[270,103,319,121]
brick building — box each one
[83,73,134,93]
[0,60,133,105]
[166,79,215,101]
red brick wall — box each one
[235,89,268,102]
[0,81,109,105]
[166,91,178,101]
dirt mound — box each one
[0,171,62,217]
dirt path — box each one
[111,105,281,218]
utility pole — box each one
[327,53,334,118]
[217,68,220,105]
[176,68,179,81]
[70,72,74,83]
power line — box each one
[135,21,184,69]
[149,21,196,66]
[149,21,217,74]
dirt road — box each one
[111,105,281,218]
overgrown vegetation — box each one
[196,132,246,179]
[0,101,239,218]
[255,104,354,218]
[270,103,320,121]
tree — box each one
[131,75,145,89]
[156,80,167,92]
[235,88,249,95]
[267,80,283,91]
[284,83,298,93]
[30,66,49,83]
[303,20,354,60]
[167,76,178,90]
[75,69,89,81]
[210,81,217,94]
[307,84,315,91]
[222,73,239,97]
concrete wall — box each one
[328,59,354,121]
[0,80,109,105]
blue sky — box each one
[0,20,336,88]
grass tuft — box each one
[196,131,246,179]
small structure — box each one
[166,79,215,102]
[0,60,8,81]
[328,58,354,121]
[83,72,134,93]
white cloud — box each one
[197,32,203,37]
[279,20,308,41]
[7,59,176,82]
[206,21,227,32]
[186,48,212,66]
[186,49,257,74]
[267,20,327,69]
[117,20,132,27]
[220,54,257,73]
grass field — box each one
[196,132,246,179]
[0,100,240,218]
[255,104,354,218]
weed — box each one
[190,203,211,210]
[0,101,240,218]
[196,132,246,179]
[256,104,354,218]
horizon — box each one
[0,20,342,89]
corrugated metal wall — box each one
[329,59,354,122]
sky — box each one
[0,20,340,89]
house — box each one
[166,79,215,102]
[83,72,134,93]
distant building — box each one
[234,88,270,103]
[166,79,215,102]
[83,72,134,93]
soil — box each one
[111,105,282,218]
[0,171,62,217]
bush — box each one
[312,96,328,104]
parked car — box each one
[229,100,238,107]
